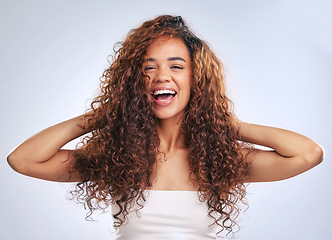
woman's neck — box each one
[156,115,186,153]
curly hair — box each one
[71,15,249,235]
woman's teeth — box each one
[153,89,176,95]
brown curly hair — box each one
[71,15,249,235]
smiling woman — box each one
[144,36,192,120]
[7,15,324,239]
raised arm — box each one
[7,114,91,182]
[237,121,324,182]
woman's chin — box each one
[155,113,175,120]
[155,110,185,121]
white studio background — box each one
[1,0,331,240]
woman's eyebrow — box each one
[145,58,156,62]
[168,57,186,62]
[144,57,186,62]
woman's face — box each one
[144,36,192,120]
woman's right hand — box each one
[7,114,91,182]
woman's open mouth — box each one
[152,89,177,106]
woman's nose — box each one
[154,67,171,82]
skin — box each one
[143,37,194,190]
[7,37,324,189]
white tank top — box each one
[111,190,221,239]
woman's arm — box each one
[7,114,91,182]
[237,121,324,182]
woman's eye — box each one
[144,66,155,71]
[171,65,184,70]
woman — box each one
[7,15,323,239]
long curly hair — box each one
[71,15,249,235]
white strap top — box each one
[111,190,221,240]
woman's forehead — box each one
[145,37,190,60]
